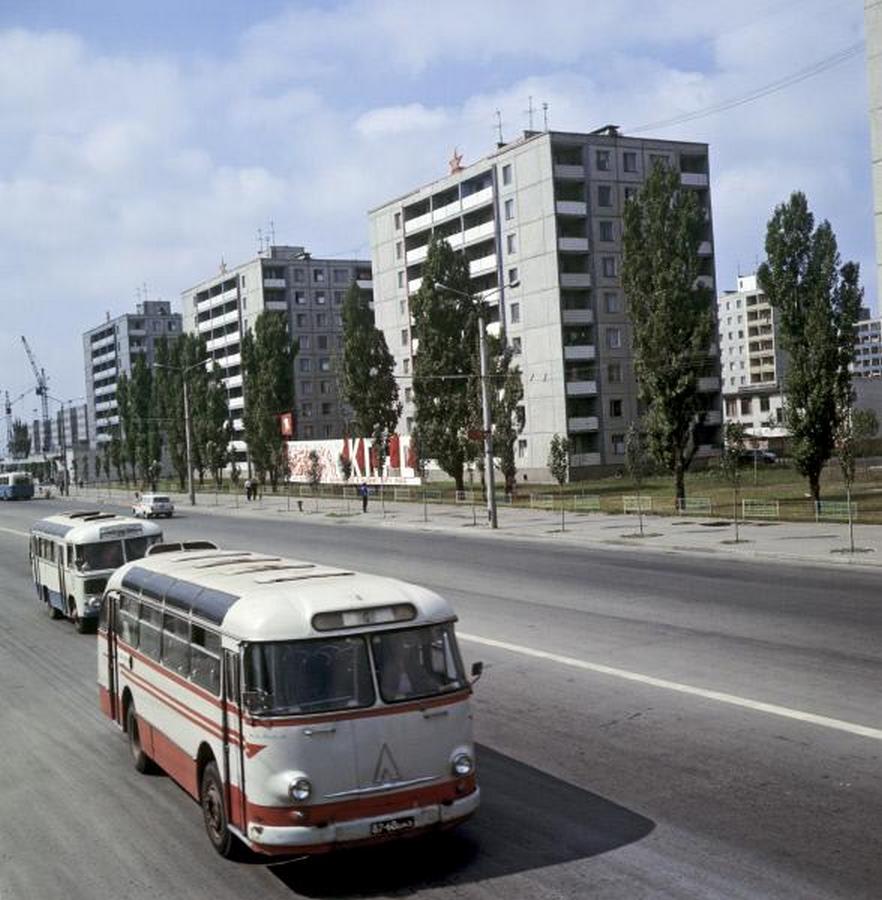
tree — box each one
[853,408,879,472]
[719,421,747,544]
[307,449,322,511]
[622,161,715,503]
[116,372,134,482]
[411,236,478,492]
[835,409,858,553]
[10,419,30,459]
[155,337,187,490]
[757,191,863,502]
[242,312,297,491]
[110,432,125,484]
[625,421,651,538]
[485,334,523,495]
[196,366,231,489]
[340,282,401,440]
[547,433,569,532]
[102,441,113,487]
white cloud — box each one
[355,103,449,138]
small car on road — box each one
[133,493,175,518]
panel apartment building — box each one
[717,274,788,440]
[83,300,182,447]
[180,246,372,459]
[369,128,722,478]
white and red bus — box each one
[97,546,481,857]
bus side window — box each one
[138,603,162,661]
[116,593,139,647]
[161,613,190,675]
[191,626,221,695]
[223,649,240,702]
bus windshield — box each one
[75,541,124,572]
[125,534,160,561]
[244,636,375,715]
[371,623,466,703]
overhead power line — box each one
[629,40,864,134]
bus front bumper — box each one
[247,787,479,853]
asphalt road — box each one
[1,499,880,899]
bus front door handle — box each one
[422,709,449,720]
[128,655,133,670]
[303,726,336,736]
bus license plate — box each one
[370,815,415,836]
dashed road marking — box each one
[460,632,882,742]
[0,526,29,539]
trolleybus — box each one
[97,547,481,857]
[31,511,163,632]
[0,471,34,500]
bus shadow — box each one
[270,744,654,897]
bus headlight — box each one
[288,777,312,802]
[452,753,474,777]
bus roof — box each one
[106,548,456,642]
[31,511,163,543]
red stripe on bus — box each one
[98,685,112,718]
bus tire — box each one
[126,702,153,774]
[200,761,235,858]
[44,588,62,620]
[74,612,94,635]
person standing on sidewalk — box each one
[359,481,369,513]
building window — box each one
[397,271,404,289]
[597,185,612,207]
[509,303,520,324]
[319,357,331,372]
[299,358,311,373]
[323,425,332,438]
[402,358,410,374]
[299,335,311,350]
[760,396,770,412]
[609,398,622,417]
[399,298,407,316]
[606,327,622,349]
[623,151,637,173]
[504,198,515,221]
[599,221,614,242]
[404,387,412,402]
[394,211,402,230]
[596,150,610,171]
[315,292,326,305]
[507,233,517,255]
[649,153,669,169]
[740,398,751,415]
[333,291,343,304]
[612,433,626,455]
[401,328,409,346]
[396,241,403,260]
[623,186,637,202]
[502,164,512,186]
[313,270,325,283]
[508,267,518,285]
[602,257,616,278]
[301,381,313,395]
[316,313,327,327]
[317,335,328,350]
[607,362,622,382]
[302,403,313,418]
[512,336,522,354]
[333,269,348,283]
[293,269,305,283]
[294,291,306,305]
[517,438,527,459]
[321,402,333,416]
[604,292,620,313]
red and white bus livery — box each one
[97,546,481,857]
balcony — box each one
[91,335,115,351]
[568,416,599,432]
[698,241,713,256]
[94,383,116,398]
[681,172,709,187]
[265,300,288,312]
[703,410,723,425]
[469,253,497,277]
[405,243,429,265]
[432,198,462,225]
[356,278,373,290]
[569,452,601,467]
[565,380,597,396]
[463,220,496,246]
[560,272,592,289]
[562,308,593,325]
[228,395,245,410]
[697,375,720,392]
[217,352,241,369]
[224,374,243,390]
[406,211,432,233]
[195,286,238,316]
[198,309,239,333]
[564,345,596,362]
[263,278,287,289]
[558,237,590,252]
[408,277,423,293]
[556,200,587,216]
[92,350,117,367]
[553,164,585,180]
[461,185,493,212]
[206,332,239,353]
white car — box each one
[133,493,174,518]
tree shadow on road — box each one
[269,744,654,897]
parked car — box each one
[739,449,778,465]
[133,493,175,518]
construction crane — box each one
[4,388,31,458]
[21,337,51,454]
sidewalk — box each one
[64,485,882,571]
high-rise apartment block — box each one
[853,317,882,377]
[83,300,181,447]
[717,274,787,439]
[866,1,882,304]
[369,128,721,477]
[181,246,372,460]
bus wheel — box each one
[126,703,153,773]
[44,588,62,620]
[201,761,235,858]
[74,612,93,635]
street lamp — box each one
[435,278,520,529]
[155,358,210,506]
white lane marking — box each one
[459,632,882,742]
[0,525,29,539]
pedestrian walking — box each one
[245,478,252,502]
[359,481,369,513]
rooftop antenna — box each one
[269,219,276,248]
[135,285,142,304]
[525,95,535,131]
[542,101,549,131]
[494,109,504,145]
[257,227,264,256]
[142,281,148,302]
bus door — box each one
[222,649,246,831]
[57,546,70,616]
[104,592,120,722]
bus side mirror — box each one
[470,661,483,684]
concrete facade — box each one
[867,1,882,304]
[369,128,721,479]
[180,246,372,460]
[82,300,181,448]
[718,274,788,440]
[853,317,882,377]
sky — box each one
[0,0,873,421]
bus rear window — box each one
[244,637,375,716]
[125,535,159,561]
[75,541,124,572]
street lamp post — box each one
[436,279,519,530]
[156,358,209,507]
